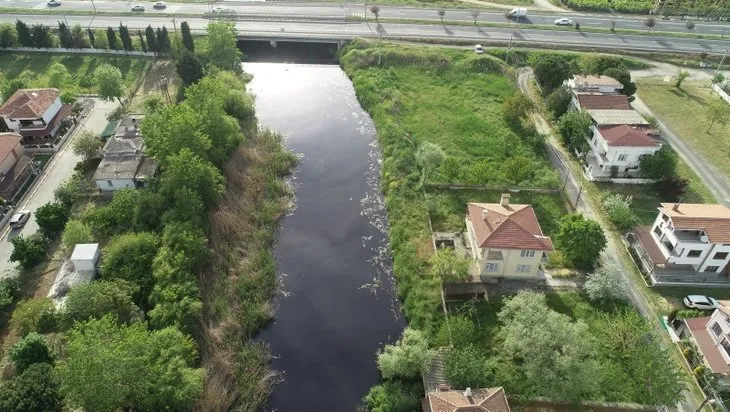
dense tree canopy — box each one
[640,145,677,180]
[93,63,124,103]
[10,332,53,372]
[35,202,70,237]
[0,363,62,412]
[61,280,143,329]
[557,110,592,152]
[532,55,571,93]
[377,327,435,379]
[555,213,607,269]
[199,21,242,72]
[100,232,160,306]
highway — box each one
[4,0,730,36]
[2,13,730,53]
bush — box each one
[584,263,627,303]
[10,233,49,269]
[10,298,57,336]
[35,202,70,237]
[377,327,436,379]
[0,363,63,412]
[61,280,142,329]
[0,277,20,312]
[10,332,53,372]
[61,219,94,254]
[363,381,421,412]
[545,86,573,119]
[602,193,636,231]
[443,344,492,389]
[502,92,534,128]
[100,232,160,306]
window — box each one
[687,250,702,258]
[638,154,648,161]
[714,252,729,260]
[705,266,720,273]
[516,264,532,273]
[485,263,499,272]
[722,338,730,358]
[520,250,535,258]
[712,322,723,337]
[653,226,662,237]
[106,180,113,187]
[617,154,628,161]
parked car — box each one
[47,0,62,6]
[554,18,573,26]
[474,44,484,54]
[683,295,719,310]
[131,4,145,11]
[153,1,166,9]
[9,210,31,229]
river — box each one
[246,62,405,411]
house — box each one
[92,114,157,192]
[676,301,730,388]
[566,75,623,94]
[0,132,35,200]
[569,92,631,111]
[422,386,510,412]
[582,124,662,181]
[587,109,650,127]
[629,203,730,285]
[465,194,553,278]
[0,88,72,147]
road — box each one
[0,99,117,279]
[2,13,730,53]
[5,0,730,36]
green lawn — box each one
[0,52,150,94]
[637,79,730,182]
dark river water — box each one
[246,63,405,411]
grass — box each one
[32,154,52,170]
[0,52,150,94]
[637,79,730,181]
[484,46,652,70]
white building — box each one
[677,302,730,388]
[566,75,623,94]
[70,243,100,275]
[0,88,71,145]
[582,124,661,181]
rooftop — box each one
[597,124,660,147]
[0,132,22,161]
[0,88,60,119]
[426,387,510,412]
[571,75,623,88]
[685,316,730,374]
[467,195,553,251]
[93,156,157,181]
[575,93,631,110]
[70,243,100,262]
[115,114,144,139]
[660,203,730,243]
[588,109,649,126]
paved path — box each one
[0,99,117,279]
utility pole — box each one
[90,0,96,14]
[171,18,177,33]
[717,48,729,73]
[505,34,513,66]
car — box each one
[153,1,166,9]
[212,6,226,12]
[683,295,719,310]
[47,0,61,6]
[474,44,484,54]
[554,18,573,26]
[131,4,145,11]
[9,210,31,229]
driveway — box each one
[0,98,118,279]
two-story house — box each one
[93,114,157,192]
[566,75,623,94]
[0,88,71,146]
[0,132,34,200]
[677,302,730,388]
[629,203,730,285]
[465,194,553,278]
[582,124,662,181]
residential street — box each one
[0,98,118,279]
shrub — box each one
[61,280,142,329]
[10,332,53,372]
[0,363,63,412]
[35,202,70,237]
[584,263,627,303]
[10,298,57,336]
[363,381,421,412]
[10,233,49,269]
[61,219,94,254]
[100,232,160,306]
[377,327,436,379]
[602,193,636,231]
[502,92,534,128]
[545,86,572,119]
[443,344,492,389]
[433,315,476,348]
[0,277,20,312]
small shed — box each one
[70,243,100,274]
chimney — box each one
[464,387,474,403]
[482,209,488,220]
[500,193,511,207]
[673,203,680,212]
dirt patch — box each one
[129,60,181,110]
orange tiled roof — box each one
[0,132,22,162]
[598,124,660,147]
[660,203,730,243]
[575,93,631,110]
[427,387,511,412]
[467,202,553,251]
[0,88,60,119]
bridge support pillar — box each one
[270,40,277,48]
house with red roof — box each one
[569,92,631,111]
[465,194,553,278]
[0,88,72,147]
[675,301,730,388]
[583,122,662,181]
[0,132,34,200]
[422,386,511,412]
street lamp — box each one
[697,397,716,412]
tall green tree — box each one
[137,30,146,52]
[584,263,626,303]
[61,280,142,329]
[57,21,73,48]
[376,327,435,379]
[93,63,124,104]
[0,363,62,412]
[30,24,54,48]
[556,110,592,152]
[674,70,690,88]
[70,24,89,48]
[640,145,677,179]
[86,27,95,47]
[35,202,70,237]
[100,232,159,306]
[47,62,71,88]
[118,23,132,51]
[706,98,730,133]
[415,142,444,187]
[532,54,571,93]
[106,26,117,50]
[176,49,204,85]
[15,20,31,47]
[10,332,53,372]
[93,28,107,49]
[604,66,637,97]
[2,78,27,101]
[0,22,18,48]
[200,21,242,72]
[156,27,170,54]
[139,103,210,163]
[180,21,194,52]
[555,213,607,269]
[545,86,572,119]
[61,219,93,254]
[159,148,225,210]
[145,25,157,53]
[9,234,48,269]
[72,130,102,161]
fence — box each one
[0,46,157,57]
[712,83,730,105]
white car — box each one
[131,4,145,11]
[683,295,719,311]
[9,210,31,229]
[47,0,61,6]
[474,44,484,54]
[212,6,227,13]
[153,1,166,9]
[554,18,573,26]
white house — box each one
[677,302,730,388]
[582,124,662,181]
[566,75,623,94]
[0,88,71,145]
[630,203,730,285]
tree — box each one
[137,30,146,52]
[556,110,592,152]
[10,233,49,269]
[145,25,157,53]
[437,8,446,24]
[93,28,108,49]
[603,66,637,97]
[55,173,94,208]
[61,219,93,254]
[655,175,689,201]
[93,63,124,104]
[0,363,62,412]
[585,263,627,303]
[430,248,470,282]
[87,27,95,47]
[674,70,690,88]
[545,86,572,119]
[0,22,18,48]
[640,145,677,179]
[498,291,600,402]
[82,188,140,235]
[555,213,607,269]
[10,298,56,336]
[72,130,102,161]
[140,103,210,163]
[106,26,117,50]
[157,26,171,54]
[440,156,461,182]
[35,202,70,237]
[532,54,571,93]
[47,62,71,88]
[0,277,20,313]
[706,98,730,133]
[470,9,480,24]
[15,20,31,47]
[142,94,165,114]
[363,381,421,412]
[199,21,242,72]
[100,232,160,306]
[370,5,381,21]
[644,17,656,32]
[602,193,636,230]
[502,92,534,127]
[376,327,435,379]
[2,77,27,101]
[61,280,142,329]
[57,21,72,48]
[58,316,204,412]
[176,49,204,85]
[10,332,53,372]
[30,24,54,48]
[415,142,444,187]
[159,148,225,210]
[118,23,133,52]
[180,21,194,51]
[443,344,492,389]
[71,24,88,48]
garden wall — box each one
[712,83,730,105]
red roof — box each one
[0,132,22,161]
[685,316,730,374]
[575,93,631,110]
[597,124,660,147]
[467,201,553,251]
[0,88,60,119]
[660,203,730,244]
[426,387,511,412]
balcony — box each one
[485,250,504,261]
[18,119,47,130]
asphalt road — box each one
[5,0,730,36]
[2,13,730,53]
